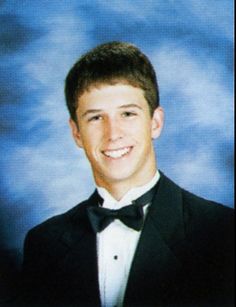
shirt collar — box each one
[97,170,160,210]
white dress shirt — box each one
[97,171,160,307]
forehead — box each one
[77,83,147,112]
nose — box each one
[105,117,123,142]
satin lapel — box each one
[124,173,186,305]
[58,191,101,306]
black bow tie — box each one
[87,183,158,233]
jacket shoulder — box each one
[181,188,234,222]
[31,199,86,231]
[159,172,234,225]
[179,188,234,254]
[159,173,234,241]
[24,195,93,249]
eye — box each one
[122,111,137,118]
[88,115,103,122]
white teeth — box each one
[103,147,131,159]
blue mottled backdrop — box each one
[0,0,234,269]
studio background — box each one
[0,0,234,297]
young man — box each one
[21,42,234,306]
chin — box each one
[103,168,139,184]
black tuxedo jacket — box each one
[20,173,234,306]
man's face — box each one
[70,83,163,192]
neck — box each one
[96,168,158,201]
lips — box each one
[102,146,132,159]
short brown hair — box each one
[65,41,160,122]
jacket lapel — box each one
[58,191,101,306]
[124,173,186,305]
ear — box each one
[151,106,164,139]
[69,118,84,148]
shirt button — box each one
[113,255,118,260]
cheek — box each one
[125,121,144,133]
[81,131,101,157]
[131,121,152,138]
[81,126,98,143]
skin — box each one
[70,83,164,200]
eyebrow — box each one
[118,104,143,110]
[81,104,143,118]
[81,109,103,118]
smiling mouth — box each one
[102,146,133,159]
